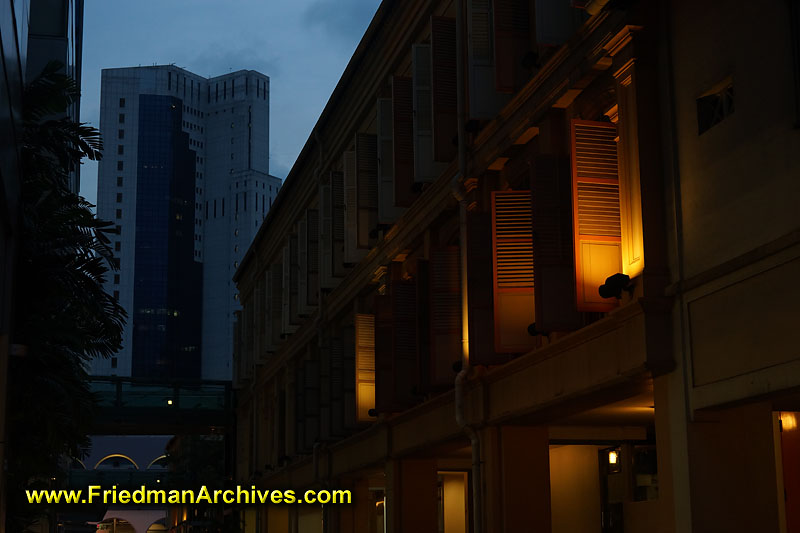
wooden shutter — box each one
[374,264,420,412]
[614,61,645,279]
[413,44,436,182]
[377,98,405,224]
[294,362,306,452]
[355,314,376,422]
[392,76,417,206]
[343,151,364,264]
[319,182,334,288]
[255,277,265,363]
[492,190,537,353]
[266,263,283,350]
[431,17,458,162]
[416,259,432,392]
[331,170,347,277]
[282,237,300,334]
[468,0,510,119]
[494,0,531,93]
[531,155,580,331]
[571,119,622,312]
[303,355,320,450]
[467,210,504,365]
[374,294,394,413]
[330,337,345,436]
[319,343,331,440]
[343,325,357,428]
[430,246,462,387]
[297,217,309,316]
[306,209,319,306]
[282,244,291,334]
[356,133,379,249]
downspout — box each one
[453,1,483,532]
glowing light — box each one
[608,450,619,465]
[167,399,173,405]
[782,412,797,431]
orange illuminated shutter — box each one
[492,191,537,353]
[531,155,580,331]
[429,246,462,386]
[355,313,376,422]
[494,0,531,93]
[392,76,417,207]
[356,133,378,249]
[431,16,457,162]
[571,119,622,312]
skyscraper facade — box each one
[94,65,280,380]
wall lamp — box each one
[606,447,622,474]
[599,273,635,299]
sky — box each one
[78,0,382,205]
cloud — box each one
[303,0,380,43]
[184,44,281,80]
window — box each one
[117,176,123,187]
[116,193,122,203]
[114,274,120,284]
[114,242,121,252]
[118,129,124,139]
[117,145,124,155]
[111,357,118,369]
[115,225,121,234]
[119,97,125,108]
[113,290,119,300]
[116,209,122,219]
[119,113,125,123]
[117,161,123,171]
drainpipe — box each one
[453,1,483,532]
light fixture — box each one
[608,450,618,465]
[605,447,622,474]
[599,273,634,299]
[167,399,173,405]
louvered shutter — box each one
[282,244,291,334]
[374,294,393,413]
[319,343,331,440]
[531,155,580,331]
[355,314,376,422]
[430,247,462,386]
[320,183,334,288]
[332,170,347,277]
[266,263,283,350]
[356,133,379,249]
[494,0,531,93]
[413,44,436,182]
[330,338,345,436]
[571,119,622,312]
[377,98,405,224]
[295,362,305,453]
[290,233,300,323]
[468,0,510,119]
[255,277,265,363]
[343,152,364,264]
[467,211,503,365]
[374,265,420,412]
[393,77,417,206]
[416,259,432,392]
[297,217,309,316]
[307,209,319,305]
[492,191,537,353]
[343,325,357,428]
[303,355,320,450]
[431,17,458,162]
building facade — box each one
[94,65,281,380]
[232,0,800,532]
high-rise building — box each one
[94,65,281,380]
